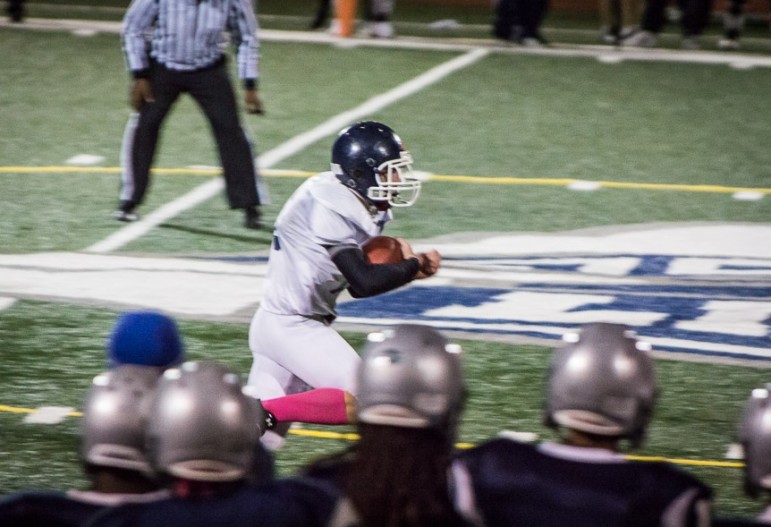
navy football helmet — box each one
[331,121,420,208]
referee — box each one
[118,0,266,230]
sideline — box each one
[3,17,771,68]
[84,48,488,254]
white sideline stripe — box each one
[0,297,16,312]
[85,48,488,254]
[5,19,771,69]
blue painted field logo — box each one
[0,223,768,363]
[336,224,771,363]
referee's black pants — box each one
[120,58,260,211]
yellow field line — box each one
[1,166,769,194]
[626,454,744,468]
[0,404,742,468]
[427,174,771,194]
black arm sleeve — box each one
[330,246,420,298]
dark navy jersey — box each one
[456,438,712,527]
[0,490,130,527]
[84,479,336,527]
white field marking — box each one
[567,180,601,191]
[725,442,744,460]
[257,48,488,168]
[497,430,539,443]
[597,54,624,64]
[729,61,756,71]
[733,191,764,201]
[71,28,97,37]
[23,406,75,424]
[0,297,16,311]
[66,154,104,166]
[85,48,488,254]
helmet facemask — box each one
[366,151,421,208]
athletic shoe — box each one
[367,21,395,38]
[681,36,701,50]
[622,30,657,48]
[718,37,740,50]
[521,37,545,48]
[113,209,139,222]
[243,206,264,230]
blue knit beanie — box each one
[107,311,185,368]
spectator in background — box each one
[456,323,713,526]
[6,0,23,22]
[493,0,550,46]
[718,0,746,49]
[117,0,267,230]
[316,0,399,38]
[622,0,714,49]
[0,366,168,526]
[599,0,643,43]
[301,324,474,527]
[86,361,334,527]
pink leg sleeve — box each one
[262,388,351,425]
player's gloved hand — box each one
[245,89,264,115]
[415,250,441,279]
[130,78,155,112]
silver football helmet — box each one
[146,361,262,482]
[739,385,771,496]
[80,365,161,475]
[544,322,657,448]
[356,324,465,429]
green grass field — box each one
[1,3,770,519]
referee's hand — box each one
[245,89,264,115]
[130,79,154,112]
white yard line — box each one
[85,48,488,253]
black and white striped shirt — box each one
[122,0,259,82]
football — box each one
[363,236,403,264]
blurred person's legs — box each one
[621,0,644,36]
[493,0,520,41]
[519,0,549,44]
[719,0,746,49]
[599,0,622,42]
[365,0,395,37]
[679,0,714,48]
[7,0,24,22]
[623,0,666,46]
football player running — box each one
[247,121,440,448]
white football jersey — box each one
[260,172,392,318]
